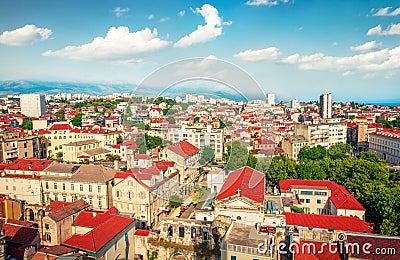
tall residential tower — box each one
[20,94,46,117]
[319,93,332,119]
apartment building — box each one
[369,129,400,164]
[0,158,53,204]
[112,162,180,228]
[279,180,365,220]
[0,130,45,163]
[20,94,46,117]
[281,135,309,160]
[319,93,332,119]
[62,139,110,162]
[165,125,224,162]
[41,164,116,210]
[294,121,346,148]
[45,122,118,158]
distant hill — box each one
[0,80,135,96]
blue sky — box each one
[0,0,399,101]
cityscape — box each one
[0,1,400,260]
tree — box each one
[136,134,147,154]
[21,120,33,130]
[166,116,176,124]
[327,143,351,160]
[298,145,327,161]
[266,154,297,185]
[71,112,82,127]
[218,118,226,129]
[226,141,249,171]
[201,146,215,163]
[246,153,258,168]
[55,152,63,162]
[169,195,183,207]
[55,109,65,121]
[255,158,272,174]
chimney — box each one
[44,254,49,260]
[92,211,97,218]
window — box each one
[116,191,120,198]
[89,185,92,192]
[306,199,311,203]
[317,199,322,204]
[45,223,49,229]
[315,191,327,196]
[63,196,66,202]
[302,207,310,214]
[13,186,16,191]
[44,233,51,242]
[114,241,118,251]
[179,227,185,238]
[300,190,313,195]
[71,184,74,191]
[98,186,101,193]
[62,183,66,191]
[168,225,173,236]
[317,208,327,214]
[89,198,93,205]
[54,183,57,190]
[231,256,237,260]
[54,194,58,201]
[80,184,83,192]
[99,199,102,207]
[128,192,132,199]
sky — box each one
[0,0,400,102]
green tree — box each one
[169,195,183,207]
[327,143,351,160]
[298,145,327,161]
[71,112,82,127]
[166,116,176,124]
[202,146,215,162]
[266,154,297,185]
[55,109,65,121]
[246,153,258,168]
[226,141,249,171]
[255,158,272,174]
[21,120,33,130]
[219,118,226,129]
[55,152,63,162]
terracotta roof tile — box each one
[217,166,265,203]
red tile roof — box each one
[154,160,175,171]
[63,214,134,253]
[217,166,265,203]
[46,201,72,213]
[49,123,73,131]
[134,154,151,160]
[284,213,373,233]
[293,240,341,260]
[167,140,200,158]
[48,199,91,222]
[73,207,119,228]
[279,180,365,211]
[134,229,150,236]
[2,221,39,245]
[4,158,53,172]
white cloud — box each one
[279,46,400,72]
[245,0,290,7]
[159,17,169,22]
[42,26,170,61]
[178,10,186,17]
[174,4,231,48]
[147,14,155,20]
[113,7,130,17]
[367,23,400,36]
[372,7,400,16]
[234,47,281,61]
[350,41,383,52]
[0,24,52,46]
